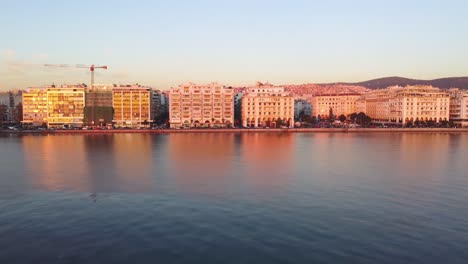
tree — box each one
[311,116,317,124]
[338,114,346,123]
[276,118,285,127]
[329,107,334,121]
[440,120,449,128]
[349,112,358,123]
[356,112,372,127]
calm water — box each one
[0,132,467,263]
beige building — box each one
[112,85,152,128]
[169,82,234,128]
[449,88,468,126]
[311,94,361,118]
[22,88,49,126]
[358,86,450,124]
[47,85,86,128]
[241,82,294,128]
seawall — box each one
[1,128,468,135]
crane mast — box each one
[44,64,109,127]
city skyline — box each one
[1,0,468,91]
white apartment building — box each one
[241,82,294,128]
[294,99,312,119]
[169,82,234,128]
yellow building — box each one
[358,86,450,124]
[311,94,361,118]
[22,88,49,126]
[241,82,294,128]
[112,85,152,128]
[169,82,234,128]
[47,85,86,128]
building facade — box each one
[311,94,361,118]
[241,82,294,128]
[449,88,468,126]
[151,89,162,124]
[22,88,49,127]
[294,99,312,120]
[47,85,86,128]
[0,90,23,123]
[358,86,450,124]
[169,83,234,128]
[84,84,114,126]
[112,85,152,128]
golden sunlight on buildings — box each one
[22,85,86,128]
[311,94,361,118]
[241,82,294,128]
[169,82,234,128]
[357,85,449,123]
[22,88,49,127]
[112,85,152,128]
[47,85,85,128]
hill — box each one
[331,76,468,89]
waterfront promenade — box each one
[1,128,468,134]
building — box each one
[311,94,361,119]
[241,82,294,128]
[294,99,312,120]
[112,85,152,128]
[449,88,468,126]
[84,84,114,126]
[358,86,450,124]
[22,87,49,127]
[234,92,244,126]
[169,82,234,128]
[151,89,162,124]
[47,85,86,128]
[0,90,23,123]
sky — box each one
[0,0,467,90]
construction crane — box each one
[44,64,109,127]
[44,64,108,89]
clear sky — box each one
[1,0,467,90]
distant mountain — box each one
[329,77,468,90]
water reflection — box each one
[21,134,154,193]
[239,133,295,192]
[22,135,90,191]
[167,133,236,195]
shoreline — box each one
[2,128,468,134]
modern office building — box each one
[449,88,468,126]
[169,82,234,128]
[22,88,49,127]
[311,94,361,118]
[46,85,86,128]
[241,82,294,128]
[112,85,152,128]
